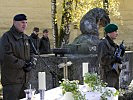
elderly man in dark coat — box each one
[98,23,125,90]
[0,14,35,100]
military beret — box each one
[13,14,27,21]
[104,24,118,33]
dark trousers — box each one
[3,84,26,100]
[100,70,119,90]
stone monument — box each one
[64,8,110,54]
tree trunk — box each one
[51,0,58,48]
[103,0,109,37]
[59,0,72,47]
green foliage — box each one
[84,73,119,100]
[60,79,79,94]
[84,73,107,91]
[57,0,121,27]
[101,89,113,100]
[101,89,119,100]
[60,79,86,100]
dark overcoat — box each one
[98,36,120,89]
[0,26,31,86]
[39,36,51,54]
[29,33,40,53]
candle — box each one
[82,63,88,77]
[30,84,31,89]
[38,72,46,90]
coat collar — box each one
[105,35,118,48]
[9,25,28,40]
[30,32,38,39]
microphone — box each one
[28,37,62,87]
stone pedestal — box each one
[29,54,98,91]
[29,51,133,91]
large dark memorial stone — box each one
[64,8,110,54]
[80,8,110,36]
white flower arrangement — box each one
[60,79,85,100]
[84,72,119,100]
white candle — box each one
[82,63,88,77]
[38,72,46,90]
